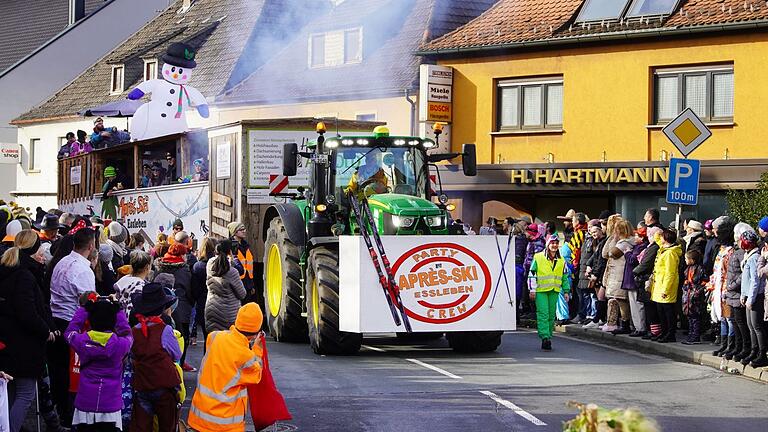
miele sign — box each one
[428,84,451,103]
[0,143,20,164]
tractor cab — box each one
[283,124,476,236]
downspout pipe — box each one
[404,89,417,136]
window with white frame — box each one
[654,65,733,123]
[497,77,563,130]
[144,60,157,81]
[309,27,362,68]
[111,65,124,94]
[28,138,41,171]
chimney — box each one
[68,0,85,25]
[181,0,194,12]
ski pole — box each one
[361,198,412,332]
[490,232,513,308]
[348,193,402,326]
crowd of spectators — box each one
[469,208,768,364]
[0,201,259,432]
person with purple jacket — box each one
[65,294,132,432]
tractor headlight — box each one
[315,204,327,212]
[391,215,415,228]
[425,215,444,227]
[422,139,437,149]
[394,139,406,146]
[326,194,336,205]
[446,203,456,211]
[342,139,354,146]
[438,194,449,205]
[325,139,339,149]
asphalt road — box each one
[181,330,768,432]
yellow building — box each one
[418,0,768,228]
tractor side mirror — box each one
[283,143,298,177]
[462,143,477,177]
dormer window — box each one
[309,27,362,68]
[110,65,124,94]
[144,60,158,81]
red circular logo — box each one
[392,242,491,324]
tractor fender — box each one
[263,203,306,249]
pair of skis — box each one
[348,193,412,332]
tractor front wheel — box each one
[263,218,307,342]
[446,331,503,353]
[306,247,362,355]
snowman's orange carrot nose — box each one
[173,74,178,79]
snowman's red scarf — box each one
[175,85,192,119]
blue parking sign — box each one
[666,158,700,206]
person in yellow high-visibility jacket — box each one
[344,152,388,197]
[188,303,264,432]
[528,234,571,351]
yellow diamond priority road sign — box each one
[662,108,712,157]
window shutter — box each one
[656,75,678,120]
[546,84,563,125]
[713,73,734,118]
[684,74,707,118]
[523,86,542,126]
[500,87,519,127]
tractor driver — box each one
[345,151,388,197]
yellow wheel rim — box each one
[312,277,320,328]
[266,244,282,318]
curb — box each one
[556,324,768,383]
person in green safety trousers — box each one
[528,234,571,350]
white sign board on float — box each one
[70,165,82,185]
[216,140,231,179]
[339,235,516,333]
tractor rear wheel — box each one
[263,217,307,342]
[306,247,362,355]
[446,331,503,353]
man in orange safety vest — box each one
[188,303,264,432]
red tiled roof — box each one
[420,0,768,53]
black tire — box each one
[446,331,503,353]
[306,247,362,355]
[263,217,307,342]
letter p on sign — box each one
[666,158,700,206]
[674,163,693,188]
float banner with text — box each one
[339,235,516,333]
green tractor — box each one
[262,122,502,355]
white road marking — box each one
[361,345,386,352]
[405,358,462,379]
[479,390,547,426]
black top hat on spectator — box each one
[162,43,197,69]
[132,282,177,316]
[34,213,65,231]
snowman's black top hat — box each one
[162,42,197,68]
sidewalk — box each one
[558,324,768,383]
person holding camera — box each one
[65,293,132,432]
[205,239,247,334]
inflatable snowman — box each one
[128,43,209,141]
